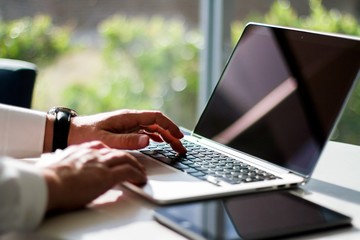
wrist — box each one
[48,107,78,151]
[68,115,82,146]
[43,114,55,153]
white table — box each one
[5,141,360,239]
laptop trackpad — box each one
[125,152,217,203]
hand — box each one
[68,109,187,154]
[42,141,146,212]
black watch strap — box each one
[48,107,78,151]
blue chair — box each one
[0,58,37,108]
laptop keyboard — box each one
[140,140,280,185]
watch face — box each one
[48,107,78,116]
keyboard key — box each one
[141,140,281,185]
[171,162,189,170]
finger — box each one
[49,147,91,167]
[103,133,150,150]
[101,150,146,173]
[118,111,184,139]
[65,141,108,152]
[58,141,108,163]
[146,133,163,142]
[142,125,187,154]
[84,141,110,150]
[138,129,163,142]
[110,164,147,186]
[82,161,109,171]
[65,148,100,165]
[170,139,187,155]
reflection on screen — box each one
[194,24,360,176]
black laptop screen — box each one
[194,23,360,176]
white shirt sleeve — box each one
[0,157,47,233]
[0,104,46,158]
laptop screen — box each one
[194,23,360,176]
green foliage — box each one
[0,15,71,65]
[302,0,360,35]
[63,16,201,128]
[232,0,360,44]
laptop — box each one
[122,22,360,204]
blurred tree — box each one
[63,16,201,129]
[0,15,71,65]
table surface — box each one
[4,141,360,240]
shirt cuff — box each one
[4,158,48,231]
[0,104,46,158]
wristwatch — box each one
[48,107,78,151]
